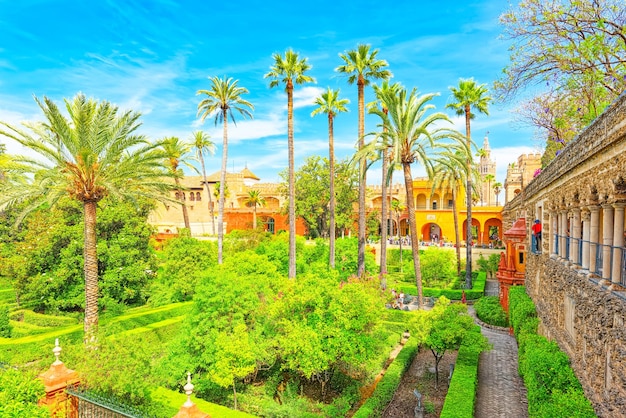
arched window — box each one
[196,192,201,201]
[175,192,180,200]
[189,192,195,201]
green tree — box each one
[190,130,217,235]
[336,44,391,278]
[372,87,464,307]
[497,0,626,165]
[484,173,495,206]
[161,136,196,231]
[0,93,171,339]
[493,181,502,206]
[447,78,491,289]
[197,76,254,265]
[311,87,349,269]
[265,49,315,279]
[0,304,11,338]
[244,190,266,230]
[0,368,50,417]
[391,199,406,271]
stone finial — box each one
[184,372,194,407]
[173,372,210,418]
[53,338,62,365]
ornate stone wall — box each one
[503,91,626,418]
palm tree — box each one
[244,190,266,229]
[336,44,391,278]
[190,131,216,235]
[431,148,471,278]
[0,94,172,340]
[311,87,349,269]
[369,81,402,283]
[391,199,406,272]
[265,49,315,279]
[484,173,495,206]
[161,136,196,231]
[493,181,503,206]
[372,87,464,307]
[197,76,254,264]
[447,78,491,289]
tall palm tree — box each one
[493,181,503,206]
[161,136,196,231]
[369,81,402,283]
[372,87,464,307]
[311,87,349,269]
[244,190,266,229]
[484,173,495,206]
[265,49,315,279]
[391,199,406,272]
[431,148,471,278]
[197,76,254,264]
[190,131,216,235]
[336,44,391,278]
[447,78,491,289]
[0,94,172,340]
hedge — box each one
[474,296,508,327]
[508,286,596,418]
[352,337,419,418]
[152,386,256,417]
[439,325,484,418]
[399,271,487,301]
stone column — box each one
[611,203,625,284]
[571,208,582,266]
[550,210,558,256]
[559,211,568,259]
[589,206,600,274]
[602,204,614,281]
[581,209,590,271]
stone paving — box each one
[473,280,528,418]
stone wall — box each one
[503,91,626,418]
[526,254,626,417]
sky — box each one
[0,0,542,185]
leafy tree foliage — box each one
[280,155,357,239]
[0,198,157,314]
[0,368,50,417]
[497,0,626,164]
[0,304,12,337]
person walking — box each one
[532,219,542,253]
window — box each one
[196,192,201,201]
[175,192,180,200]
[432,201,437,210]
[190,192,195,201]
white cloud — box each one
[293,86,325,109]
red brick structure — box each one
[496,217,527,312]
[38,339,80,417]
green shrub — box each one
[0,305,12,338]
[509,286,595,417]
[352,338,419,418]
[440,326,487,418]
[474,296,508,327]
[398,271,487,301]
[0,368,50,417]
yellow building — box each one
[368,178,503,246]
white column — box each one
[602,204,614,280]
[611,203,625,284]
[589,206,600,274]
[550,209,558,256]
[559,211,567,259]
[571,208,582,265]
[581,209,590,271]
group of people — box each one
[390,288,405,309]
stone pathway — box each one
[473,280,528,418]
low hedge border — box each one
[440,325,484,418]
[509,286,596,418]
[352,336,419,418]
[398,272,487,301]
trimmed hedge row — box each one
[440,325,484,418]
[509,286,596,418]
[399,271,487,301]
[352,337,419,418]
[474,296,508,327]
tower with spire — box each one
[478,133,497,206]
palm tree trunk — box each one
[329,113,336,269]
[464,106,473,289]
[253,204,257,229]
[218,109,228,264]
[83,200,99,341]
[175,177,191,231]
[380,147,388,287]
[357,78,366,277]
[233,379,238,410]
[452,188,462,278]
[403,162,423,307]
[199,154,216,235]
[287,82,296,279]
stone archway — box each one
[462,218,481,245]
[421,222,442,244]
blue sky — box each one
[0,0,541,185]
